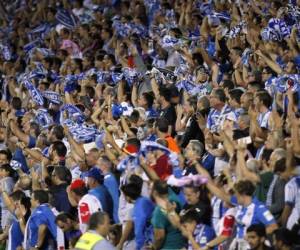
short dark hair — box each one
[52,141,67,157]
[261,149,273,162]
[187,96,197,111]
[159,86,171,102]
[20,196,31,213]
[129,110,140,123]
[33,190,49,204]
[11,97,22,110]
[51,125,65,140]
[54,166,72,184]
[180,208,203,224]
[256,91,272,108]
[30,122,41,137]
[273,158,286,173]
[106,54,116,65]
[73,58,83,71]
[156,117,169,133]
[213,88,226,103]
[126,137,141,151]
[0,149,12,162]
[229,89,244,104]
[71,186,88,197]
[222,80,235,90]
[0,164,14,176]
[153,180,168,196]
[247,224,266,237]
[274,228,295,247]
[234,180,255,196]
[121,183,142,200]
[128,174,143,190]
[142,92,154,108]
[88,211,108,230]
[55,212,76,223]
[248,81,263,91]
[10,190,26,201]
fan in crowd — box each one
[0,0,300,249]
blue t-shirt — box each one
[230,196,276,239]
[27,204,57,248]
[133,197,155,250]
[9,217,24,250]
[189,224,215,249]
[89,185,114,221]
[28,135,36,148]
[13,149,29,173]
[104,173,120,223]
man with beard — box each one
[246,224,274,250]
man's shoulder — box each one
[92,239,116,250]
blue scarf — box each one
[241,48,252,66]
[42,91,61,105]
[61,104,85,124]
[228,21,246,39]
[63,119,100,143]
[56,9,78,29]
[35,108,53,129]
[23,79,44,106]
[0,44,11,61]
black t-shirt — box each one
[160,104,177,136]
[160,105,177,127]
[181,115,205,148]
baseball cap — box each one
[70,179,86,190]
[87,167,104,183]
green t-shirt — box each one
[151,189,185,250]
[254,171,274,202]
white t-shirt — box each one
[285,176,300,229]
[78,194,102,233]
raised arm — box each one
[194,161,231,204]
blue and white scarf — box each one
[63,74,79,92]
[63,119,100,143]
[111,72,124,85]
[274,74,300,93]
[174,64,190,78]
[35,108,54,129]
[36,48,54,58]
[228,21,246,39]
[23,79,44,106]
[23,39,42,54]
[176,79,209,96]
[112,19,131,38]
[0,44,11,61]
[61,104,85,124]
[56,9,78,30]
[42,91,61,105]
[262,19,291,41]
[161,35,181,50]
[29,62,48,80]
[96,71,111,84]
[28,23,52,41]
[122,68,140,86]
[241,48,252,66]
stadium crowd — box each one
[0,0,300,249]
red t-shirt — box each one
[151,154,172,180]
